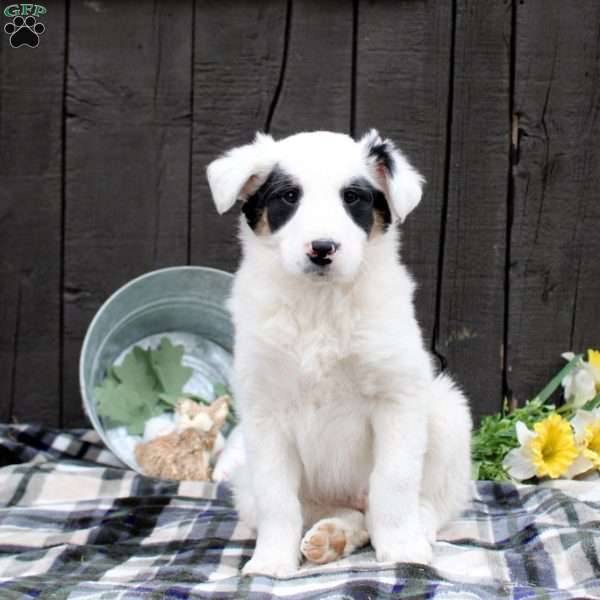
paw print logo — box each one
[4,16,45,48]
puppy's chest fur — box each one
[260,285,367,394]
[238,284,375,504]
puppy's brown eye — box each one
[343,190,360,206]
[279,189,300,205]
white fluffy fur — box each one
[207,131,472,577]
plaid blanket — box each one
[0,426,599,599]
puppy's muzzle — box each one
[307,239,340,266]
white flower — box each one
[561,353,600,408]
[563,370,597,407]
[503,421,538,480]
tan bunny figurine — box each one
[135,396,230,481]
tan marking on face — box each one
[241,174,272,236]
[240,174,260,198]
[254,210,271,236]
[369,208,388,238]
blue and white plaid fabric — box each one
[0,424,599,598]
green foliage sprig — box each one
[471,354,600,481]
[95,337,194,435]
[95,337,235,435]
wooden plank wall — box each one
[0,0,599,427]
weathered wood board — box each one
[0,2,66,425]
[354,0,453,351]
[437,0,511,421]
[507,0,600,405]
[267,0,354,137]
[63,1,192,425]
[191,0,354,272]
[0,0,598,426]
[190,0,287,271]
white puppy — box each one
[207,130,472,577]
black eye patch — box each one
[242,166,301,233]
[341,177,391,235]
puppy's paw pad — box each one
[242,556,297,578]
[301,519,349,564]
[375,536,432,565]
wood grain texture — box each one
[190,0,287,271]
[354,0,453,348]
[63,1,192,426]
[268,0,354,137]
[0,2,66,425]
[507,0,600,404]
[436,0,511,422]
[1,0,600,427]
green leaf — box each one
[471,393,560,481]
[149,337,193,395]
[184,393,211,405]
[95,378,133,425]
[534,353,583,404]
[125,400,164,435]
[157,393,180,407]
[96,380,162,434]
[213,383,230,398]
[96,337,192,434]
[157,392,210,408]
[583,392,600,412]
[113,346,159,398]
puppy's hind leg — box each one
[300,505,369,565]
[420,374,473,541]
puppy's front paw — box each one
[242,555,298,578]
[301,518,370,564]
[375,534,432,565]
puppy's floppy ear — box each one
[359,129,424,222]
[206,132,277,214]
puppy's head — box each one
[206,130,423,281]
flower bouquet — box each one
[472,350,600,482]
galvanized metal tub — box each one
[79,266,234,471]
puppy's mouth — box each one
[304,256,332,277]
[308,255,332,267]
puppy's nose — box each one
[310,239,340,258]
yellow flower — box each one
[565,408,600,478]
[528,414,579,479]
[582,420,600,467]
[503,414,579,481]
[588,349,600,392]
